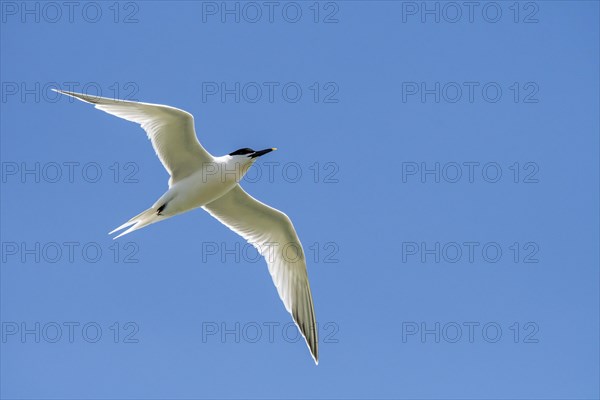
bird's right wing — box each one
[203,185,319,364]
[53,89,213,185]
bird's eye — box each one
[229,148,254,156]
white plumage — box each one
[54,89,319,364]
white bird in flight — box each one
[53,89,318,364]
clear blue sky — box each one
[1,1,598,398]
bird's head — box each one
[228,147,277,161]
[225,148,277,181]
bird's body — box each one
[110,155,251,237]
[53,89,319,364]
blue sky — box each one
[1,1,598,398]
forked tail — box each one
[109,207,162,239]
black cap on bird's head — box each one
[229,148,277,158]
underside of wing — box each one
[203,185,319,364]
[54,89,213,184]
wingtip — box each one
[52,88,68,95]
[308,341,319,365]
[52,88,99,104]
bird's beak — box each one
[250,148,277,158]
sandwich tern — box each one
[53,89,318,364]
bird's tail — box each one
[109,207,161,239]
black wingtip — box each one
[52,88,101,104]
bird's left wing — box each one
[203,185,319,364]
[53,89,213,185]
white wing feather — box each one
[203,186,319,364]
[53,89,213,185]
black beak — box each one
[250,148,277,158]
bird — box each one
[52,89,318,364]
